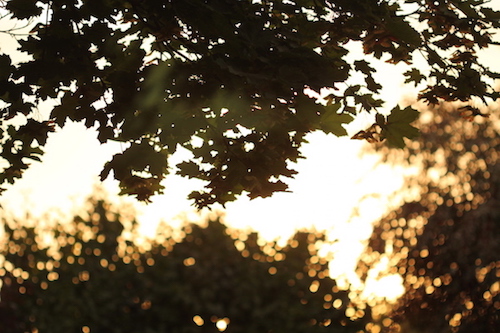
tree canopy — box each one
[1,0,500,206]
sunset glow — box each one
[2,3,500,327]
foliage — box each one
[0,198,371,332]
[1,0,500,206]
[362,104,500,332]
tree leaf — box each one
[404,68,426,86]
[381,106,420,148]
[354,60,376,75]
[450,0,481,19]
[385,17,422,46]
[6,0,43,19]
[319,103,352,136]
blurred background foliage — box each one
[361,102,500,333]
[1,102,499,333]
[0,197,369,333]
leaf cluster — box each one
[351,106,420,148]
[0,0,499,206]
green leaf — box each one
[481,7,500,21]
[375,113,386,127]
[177,161,202,179]
[365,75,382,92]
[6,0,43,19]
[386,17,422,46]
[16,119,55,146]
[450,0,481,19]
[99,141,168,201]
[319,103,352,136]
[344,85,361,96]
[381,106,420,148]
[354,94,384,111]
[354,60,376,75]
[404,68,426,86]
[0,54,13,77]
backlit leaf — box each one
[381,106,420,148]
[319,103,352,136]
